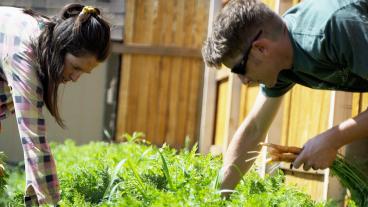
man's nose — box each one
[237,74,252,84]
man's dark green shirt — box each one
[261,0,368,97]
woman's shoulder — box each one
[0,7,43,36]
[0,6,33,21]
[0,6,23,13]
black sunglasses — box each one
[231,30,263,75]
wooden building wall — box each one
[116,0,210,148]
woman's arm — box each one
[3,49,60,205]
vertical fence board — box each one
[187,60,203,146]
[281,85,331,201]
[238,85,260,123]
[116,0,208,148]
[156,57,172,144]
[352,93,368,116]
[182,0,208,146]
[177,0,195,145]
[214,79,229,146]
[153,1,171,145]
[165,0,182,146]
[116,0,136,140]
[146,1,164,144]
[176,59,191,146]
[146,56,160,144]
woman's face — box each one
[62,53,99,83]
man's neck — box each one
[278,26,294,70]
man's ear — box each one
[252,38,271,56]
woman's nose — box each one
[70,71,82,82]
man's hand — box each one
[262,103,368,172]
[293,134,338,171]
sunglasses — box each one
[231,30,263,75]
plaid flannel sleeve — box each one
[3,49,60,206]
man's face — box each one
[223,41,280,87]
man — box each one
[202,0,368,193]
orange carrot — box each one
[267,152,297,162]
[260,142,302,154]
[278,153,298,162]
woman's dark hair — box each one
[26,4,111,127]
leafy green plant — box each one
[0,152,7,195]
[103,158,126,200]
[0,163,25,206]
[264,142,368,206]
[127,159,148,199]
[158,149,174,190]
[60,164,110,203]
[123,132,146,143]
[330,155,368,207]
[1,136,332,206]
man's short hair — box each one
[202,0,283,68]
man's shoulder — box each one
[283,0,364,34]
[283,0,362,16]
[330,0,368,23]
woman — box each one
[0,3,111,206]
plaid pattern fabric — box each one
[24,194,39,206]
[0,7,60,205]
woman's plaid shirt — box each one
[0,7,60,206]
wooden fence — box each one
[115,0,210,149]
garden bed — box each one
[0,133,338,206]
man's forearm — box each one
[220,92,283,192]
[328,108,368,149]
[221,119,266,191]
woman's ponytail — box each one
[59,3,83,20]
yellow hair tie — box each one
[221,63,229,69]
[81,6,97,15]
